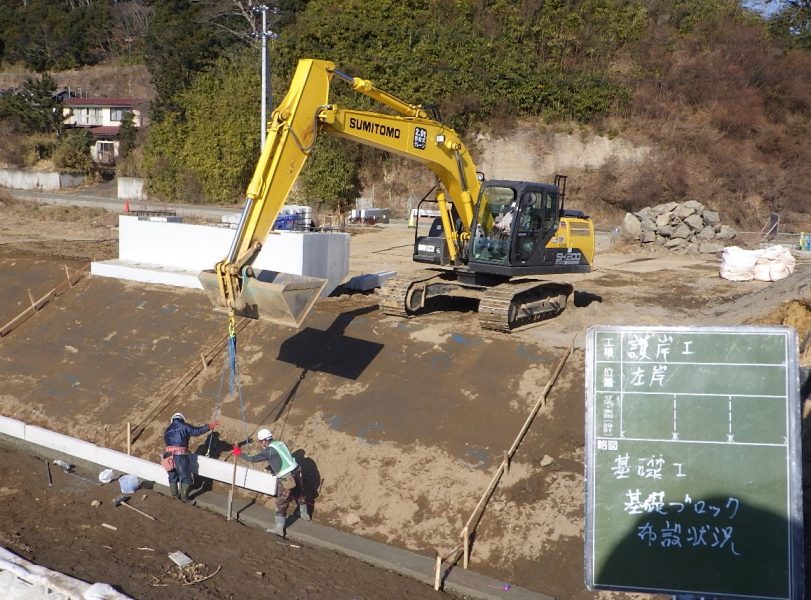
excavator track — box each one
[478,282,573,332]
[377,273,441,317]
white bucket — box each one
[118,474,140,494]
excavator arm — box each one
[201,58,490,326]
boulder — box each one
[621,213,642,240]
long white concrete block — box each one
[197,455,276,495]
[3,419,277,495]
[0,416,25,438]
[26,426,99,464]
[243,466,277,496]
[96,447,169,486]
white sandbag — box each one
[753,261,789,281]
[720,246,759,281]
[753,245,796,281]
[721,246,761,269]
[719,263,754,281]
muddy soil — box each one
[0,198,809,600]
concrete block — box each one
[256,232,349,296]
[0,416,25,438]
[345,271,396,291]
[118,216,233,271]
[25,427,98,463]
[197,455,276,495]
[91,259,202,289]
[110,216,349,297]
[117,177,148,201]
[243,468,277,496]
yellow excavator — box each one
[199,58,595,332]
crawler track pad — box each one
[199,269,326,328]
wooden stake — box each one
[434,553,441,590]
[46,460,52,486]
[200,352,208,370]
[64,264,72,287]
[28,289,35,308]
[126,422,132,455]
[458,339,575,568]
[227,453,238,521]
[462,526,469,570]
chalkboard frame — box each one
[584,325,804,599]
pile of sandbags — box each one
[720,245,796,282]
[621,200,737,254]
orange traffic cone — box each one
[124,199,130,213]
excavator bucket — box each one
[198,269,327,328]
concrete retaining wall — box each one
[0,168,85,191]
[117,177,147,201]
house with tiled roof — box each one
[62,97,146,165]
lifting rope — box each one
[207,314,250,456]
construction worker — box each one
[162,413,218,504]
[233,428,310,537]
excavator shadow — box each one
[277,305,383,380]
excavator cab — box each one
[466,177,593,278]
[469,180,565,275]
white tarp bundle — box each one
[0,547,132,599]
[720,245,796,282]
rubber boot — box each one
[179,483,196,505]
[169,482,180,500]
[298,501,311,521]
[267,515,286,537]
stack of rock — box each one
[620,200,737,254]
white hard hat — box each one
[257,428,273,442]
[171,412,185,423]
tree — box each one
[143,0,225,120]
[768,0,811,49]
[53,128,94,173]
[297,135,361,213]
[118,111,137,159]
[143,53,261,203]
[0,73,62,135]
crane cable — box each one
[207,314,251,456]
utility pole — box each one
[254,4,280,151]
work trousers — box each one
[275,467,304,516]
[167,453,193,486]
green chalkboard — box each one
[584,326,804,599]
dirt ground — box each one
[0,197,809,600]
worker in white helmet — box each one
[161,412,218,504]
[233,427,310,537]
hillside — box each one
[0,0,809,233]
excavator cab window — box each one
[470,186,516,266]
[514,188,560,263]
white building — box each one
[62,97,145,164]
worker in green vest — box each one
[233,428,310,537]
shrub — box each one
[53,129,94,173]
